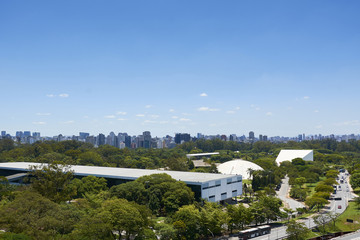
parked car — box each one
[338,205,342,209]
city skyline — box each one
[1,1,360,137]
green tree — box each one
[258,195,284,223]
[77,151,104,166]
[28,162,76,203]
[198,202,227,237]
[305,196,328,212]
[154,222,177,240]
[0,191,81,239]
[350,173,360,189]
[286,220,310,240]
[226,203,253,232]
[72,175,108,198]
[315,184,334,193]
[100,198,151,240]
[172,205,200,240]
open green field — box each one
[333,202,360,232]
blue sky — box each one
[1,0,360,137]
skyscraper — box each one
[143,131,151,149]
[97,133,105,146]
[249,131,255,141]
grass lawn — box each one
[242,179,251,185]
[333,202,360,232]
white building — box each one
[276,149,313,165]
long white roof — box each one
[217,159,263,180]
[0,162,239,185]
[276,150,313,165]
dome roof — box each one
[217,159,263,179]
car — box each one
[338,205,342,209]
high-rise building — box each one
[97,133,105,146]
[259,134,263,141]
[125,136,131,148]
[32,132,40,138]
[79,132,90,140]
[143,131,151,149]
[16,131,23,138]
[175,133,191,144]
[1,131,6,137]
[23,131,31,137]
[249,131,255,141]
[263,135,268,141]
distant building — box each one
[79,132,89,140]
[0,162,242,203]
[23,131,31,137]
[249,131,255,141]
[175,133,191,144]
[125,136,131,148]
[143,131,151,149]
[276,149,314,165]
[259,134,263,141]
[97,133,105,146]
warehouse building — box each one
[0,162,242,202]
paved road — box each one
[277,175,305,211]
[229,171,356,240]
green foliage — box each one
[28,162,76,203]
[315,183,334,193]
[286,220,310,240]
[226,203,253,232]
[0,232,32,240]
[351,173,360,189]
[305,196,328,212]
[0,191,81,239]
[290,187,307,201]
[110,173,194,215]
[71,175,108,198]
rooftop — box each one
[0,162,240,185]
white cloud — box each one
[226,111,235,114]
[179,118,191,122]
[315,124,323,129]
[150,114,159,119]
[266,112,273,116]
[59,93,69,98]
[143,120,156,124]
[104,115,116,119]
[235,106,241,110]
[136,114,145,117]
[314,110,319,113]
[169,109,175,112]
[61,120,74,124]
[117,111,127,115]
[200,93,208,97]
[36,113,51,116]
[145,105,152,108]
[46,93,69,98]
[335,120,360,126]
[250,104,261,111]
[117,118,126,121]
[197,107,219,112]
[33,121,46,125]
[159,121,169,124]
[172,116,179,119]
[303,96,310,100]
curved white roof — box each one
[217,159,263,179]
[276,150,313,165]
